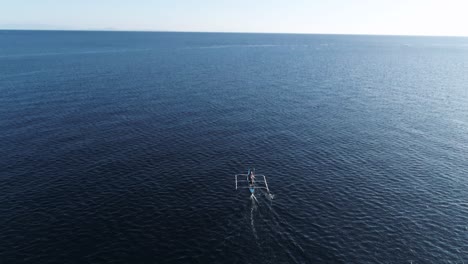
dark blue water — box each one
[1,30,467,263]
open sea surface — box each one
[1,30,468,263]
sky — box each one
[1,0,467,36]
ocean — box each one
[0,30,467,263]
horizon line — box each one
[1,28,467,38]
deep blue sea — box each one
[1,30,467,263]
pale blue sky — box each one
[1,0,467,36]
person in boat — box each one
[249,171,255,185]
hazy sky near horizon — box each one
[1,0,467,36]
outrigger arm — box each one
[235,173,271,194]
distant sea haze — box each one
[1,30,467,263]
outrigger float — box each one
[235,168,271,201]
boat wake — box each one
[250,195,258,240]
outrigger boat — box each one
[235,168,271,200]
